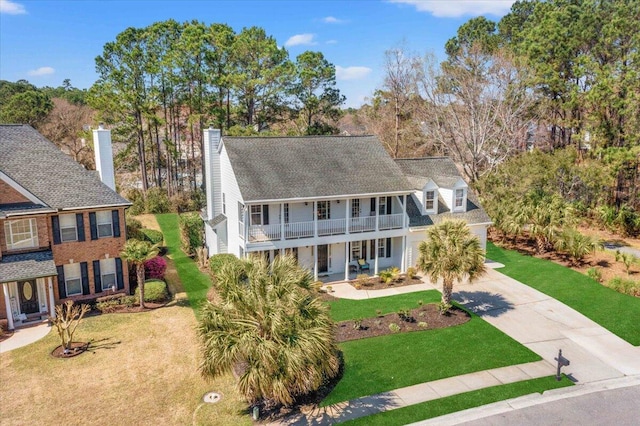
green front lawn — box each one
[342,375,573,426]
[323,294,541,406]
[487,242,640,346]
[156,213,212,314]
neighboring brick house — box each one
[0,124,130,330]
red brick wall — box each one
[0,179,30,204]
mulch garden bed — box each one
[335,304,470,342]
[348,274,424,291]
[51,341,89,358]
[98,301,167,314]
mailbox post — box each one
[554,349,570,381]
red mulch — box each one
[51,341,89,358]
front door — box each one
[18,280,39,315]
[318,245,329,273]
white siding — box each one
[218,144,244,257]
[469,224,488,251]
[439,188,453,211]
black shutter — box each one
[263,205,269,225]
[80,262,89,295]
[93,260,102,293]
[115,258,124,290]
[370,240,375,258]
[386,238,391,258]
[362,240,367,260]
[57,265,66,299]
[112,210,121,237]
[52,216,61,245]
[370,198,376,214]
[387,197,392,214]
[89,212,98,240]
[76,213,85,241]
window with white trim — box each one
[454,189,465,210]
[64,263,82,296]
[59,214,78,242]
[250,205,262,225]
[351,241,361,261]
[424,190,436,212]
[238,203,245,237]
[100,258,117,291]
[96,211,113,238]
[378,239,387,258]
[317,201,330,220]
[351,199,360,218]
[378,197,387,215]
[283,203,289,224]
[4,218,38,250]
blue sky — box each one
[0,0,515,108]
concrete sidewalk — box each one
[0,322,51,353]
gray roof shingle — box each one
[0,125,130,210]
[395,158,492,228]
[0,250,58,283]
[223,135,413,202]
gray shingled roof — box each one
[0,250,57,283]
[395,157,491,228]
[223,135,413,202]
[0,202,56,218]
[0,125,130,210]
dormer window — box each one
[424,190,436,213]
[454,188,466,212]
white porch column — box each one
[344,242,350,281]
[313,245,318,281]
[401,235,407,273]
[313,201,318,237]
[48,277,56,319]
[375,197,379,232]
[244,207,249,242]
[402,194,407,228]
[3,283,14,330]
[374,238,379,275]
[345,199,350,234]
[280,203,285,241]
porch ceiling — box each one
[0,250,57,283]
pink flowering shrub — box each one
[144,256,167,280]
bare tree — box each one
[416,48,535,183]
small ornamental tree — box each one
[121,239,159,308]
[50,301,90,353]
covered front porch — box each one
[0,251,58,331]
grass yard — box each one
[487,242,640,346]
[156,213,213,314]
[341,375,573,426]
[0,303,251,426]
[322,293,541,406]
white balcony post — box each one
[374,238,379,275]
[313,245,318,281]
[280,203,285,241]
[401,235,407,273]
[48,277,56,319]
[375,197,379,232]
[3,283,14,330]
[244,207,249,242]
[313,201,318,238]
[345,199,350,234]
[403,194,407,228]
[344,242,350,281]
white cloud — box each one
[0,0,27,14]
[28,67,55,76]
[322,16,344,24]
[389,0,515,18]
[336,66,372,81]
[285,33,317,47]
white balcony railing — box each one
[248,224,281,242]
[318,218,346,236]
[378,213,404,230]
[349,216,376,233]
[284,221,314,239]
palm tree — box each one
[554,228,602,265]
[197,254,339,408]
[418,220,486,311]
[120,239,159,308]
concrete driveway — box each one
[450,268,640,384]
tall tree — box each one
[0,80,53,128]
[120,239,159,309]
[290,51,344,135]
[418,220,486,311]
[198,255,339,408]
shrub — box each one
[554,228,601,264]
[615,250,638,276]
[389,323,401,333]
[586,267,603,283]
[311,281,323,293]
[178,212,203,256]
[379,269,393,285]
[0,319,7,336]
[353,318,363,330]
[406,266,418,279]
[134,279,168,302]
[376,309,383,317]
[141,228,164,245]
[209,253,240,282]
[356,274,370,288]
[438,301,452,315]
[418,321,429,328]
[398,308,415,323]
[95,299,121,313]
[196,247,208,269]
[144,256,167,280]
[606,277,640,297]
[126,188,145,216]
[145,187,170,214]
[126,216,143,240]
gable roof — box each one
[394,157,491,227]
[223,135,413,202]
[0,125,130,211]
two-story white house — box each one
[202,128,491,281]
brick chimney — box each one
[92,123,116,191]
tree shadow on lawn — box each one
[453,291,515,318]
[85,337,121,353]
